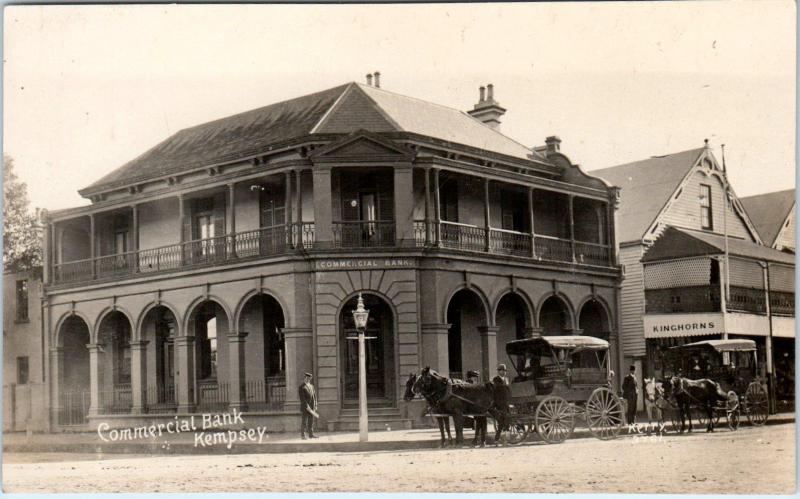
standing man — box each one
[622,365,639,425]
[492,364,511,445]
[466,370,487,448]
[299,372,318,439]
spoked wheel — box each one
[745,383,769,426]
[535,396,575,444]
[585,387,625,440]
[725,391,740,431]
[504,421,531,446]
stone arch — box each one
[445,287,492,380]
[136,301,182,341]
[93,305,135,344]
[56,314,92,410]
[182,295,233,337]
[493,289,534,328]
[578,297,612,339]
[53,310,93,347]
[537,293,575,335]
[337,291,398,403]
[494,291,533,351]
[94,309,134,405]
[139,304,180,407]
[442,284,492,326]
[237,291,288,384]
[233,288,292,330]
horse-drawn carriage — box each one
[662,339,769,431]
[502,335,625,444]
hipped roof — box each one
[82,82,541,196]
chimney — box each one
[373,71,381,88]
[366,73,373,86]
[545,136,562,155]
[467,83,507,130]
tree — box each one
[3,154,43,271]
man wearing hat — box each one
[299,372,318,439]
[466,370,487,447]
[492,364,511,444]
[622,365,639,425]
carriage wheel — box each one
[745,383,769,426]
[504,421,531,446]
[535,396,575,444]
[725,391,740,431]
[585,387,624,440]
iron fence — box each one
[244,377,286,411]
[98,385,133,415]
[332,221,396,248]
[196,381,229,412]
[58,390,90,426]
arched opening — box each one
[57,315,91,425]
[96,311,133,414]
[238,294,286,409]
[140,305,178,410]
[579,299,610,340]
[188,301,230,411]
[446,289,488,380]
[495,293,530,351]
[339,294,395,404]
[539,295,572,335]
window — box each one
[114,230,128,255]
[15,280,28,322]
[16,357,29,385]
[440,179,458,222]
[699,184,713,230]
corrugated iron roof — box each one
[642,226,795,265]
[740,189,795,246]
[82,82,545,195]
[589,148,705,244]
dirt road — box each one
[3,424,794,493]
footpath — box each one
[3,412,794,456]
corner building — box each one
[43,80,621,431]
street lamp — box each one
[350,293,371,442]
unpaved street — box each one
[3,424,795,493]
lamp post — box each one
[350,293,372,442]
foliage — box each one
[3,154,43,271]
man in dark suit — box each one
[492,364,511,445]
[622,365,639,425]
[299,372,318,439]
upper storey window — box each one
[699,184,713,230]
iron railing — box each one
[489,228,531,257]
[574,241,611,267]
[728,286,767,314]
[58,390,90,426]
[439,221,486,252]
[534,235,574,263]
[244,376,286,411]
[98,385,133,415]
[332,221,395,248]
[770,291,795,316]
[145,383,177,413]
[196,381,229,412]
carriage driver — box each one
[466,370,488,447]
[622,365,640,425]
[492,364,512,445]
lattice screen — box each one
[643,258,711,289]
[769,264,795,292]
[729,257,764,289]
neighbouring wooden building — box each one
[42,77,622,431]
[593,145,795,408]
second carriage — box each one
[501,335,625,444]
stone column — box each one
[227,331,249,411]
[312,167,333,248]
[49,347,64,426]
[484,179,491,252]
[421,323,450,377]
[433,168,442,245]
[283,327,313,409]
[478,326,499,381]
[89,214,96,279]
[86,343,103,417]
[175,336,196,413]
[528,188,536,258]
[568,194,576,262]
[129,340,148,414]
[424,169,431,245]
[394,164,414,246]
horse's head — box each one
[403,372,419,401]
[413,366,445,398]
[644,378,664,401]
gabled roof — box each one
[81,82,544,196]
[641,226,795,265]
[590,148,704,243]
[740,189,795,246]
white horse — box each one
[644,378,667,429]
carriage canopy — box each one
[672,339,757,353]
[506,335,609,355]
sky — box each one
[3,2,796,212]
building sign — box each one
[315,258,416,271]
[643,313,722,339]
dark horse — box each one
[404,373,453,447]
[668,376,727,433]
[407,367,509,446]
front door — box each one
[340,294,395,404]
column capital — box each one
[227,331,249,342]
[478,325,500,336]
[282,327,312,339]
[421,323,451,335]
[129,340,149,349]
[523,326,544,338]
[49,346,64,354]
[174,335,195,346]
[85,343,104,353]
[570,328,584,336]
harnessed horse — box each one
[409,367,509,446]
[643,378,668,430]
[404,373,453,447]
[669,376,727,433]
